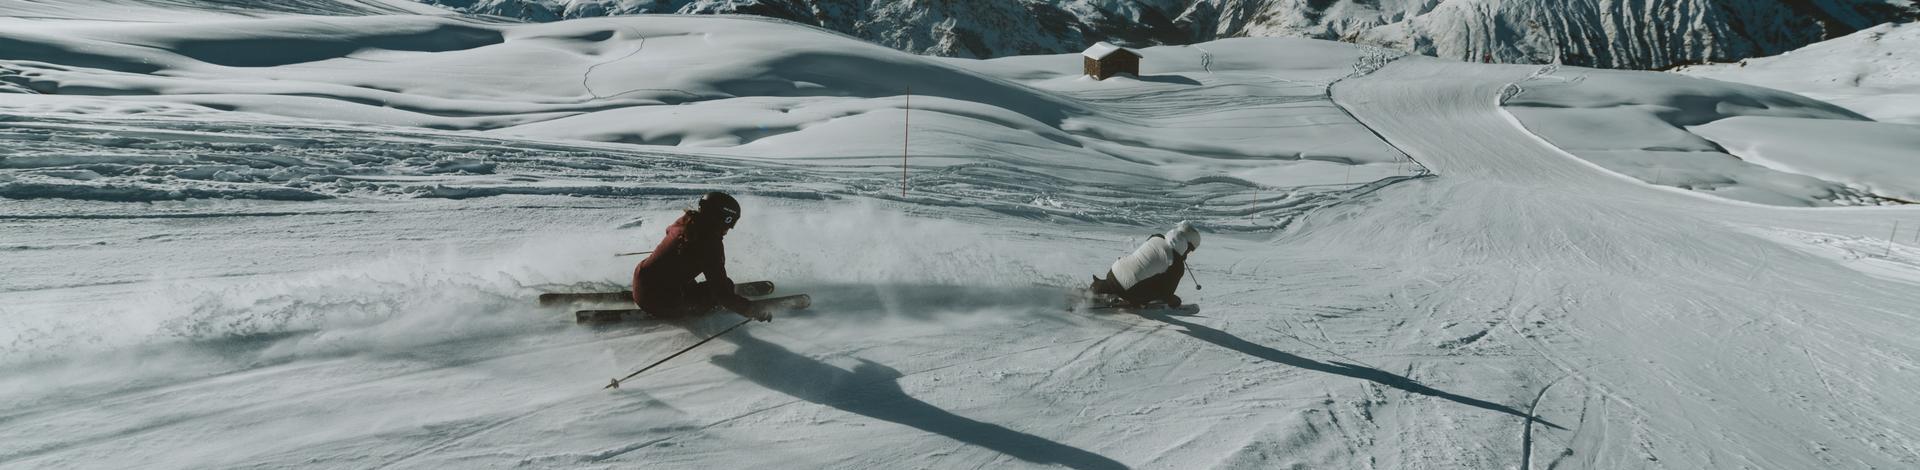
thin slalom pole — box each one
[1889,221,1900,258]
[605,318,753,389]
[903,86,910,198]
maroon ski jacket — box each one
[631,212,735,313]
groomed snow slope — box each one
[5,9,1920,470]
[1335,57,1920,468]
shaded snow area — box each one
[5,5,1920,470]
[1678,22,1920,124]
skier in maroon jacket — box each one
[631,192,770,321]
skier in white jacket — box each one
[1088,221,1201,308]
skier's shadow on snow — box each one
[1134,311,1565,430]
[705,329,1129,470]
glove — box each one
[1165,294,1182,309]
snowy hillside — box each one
[1500,65,1920,206]
[1677,21,1920,124]
[0,12,1412,209]
[428,0,1918,68]
[0,0,448,19]
[6,2,1920,470]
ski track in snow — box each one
[1336,57,1920,468]
[0,114,1392,232]
[4,11,1920,470]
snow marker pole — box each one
[1889,221,1900,258]
[903,86,910,198]
[614,250,654,257]
[605,318,753,390]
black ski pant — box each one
[634,278,751,318]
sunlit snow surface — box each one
[1679,22,1920,125]
[4,3,1920,470]
[1501,65,1920,206]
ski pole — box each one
[605,318,752,390]
[1185,260,1202,290]
[614,250,653,257]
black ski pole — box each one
[605,318,752,390]
[614,250,654,257]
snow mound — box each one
[0,15,1068,127]
[1501,65,1908,206]
[1692,116,1920,202]
[1676,22,1920,124]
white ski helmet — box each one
[1166,221,1200,253]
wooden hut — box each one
[1083,42,1140,80]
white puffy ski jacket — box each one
[1109,221,1201,289]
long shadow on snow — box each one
[1125,74,1204,86]
[704,329,1127,470]
[767,282,1079,324]
[1134,311,1564,430]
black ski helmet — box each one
[697,191,741,229]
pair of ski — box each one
[1063,286,1199,315]
[539,280,810,324]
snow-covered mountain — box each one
[1677,21,1920,124]
[424,0,1919,68]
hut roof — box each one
[1082,42,1138,60]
